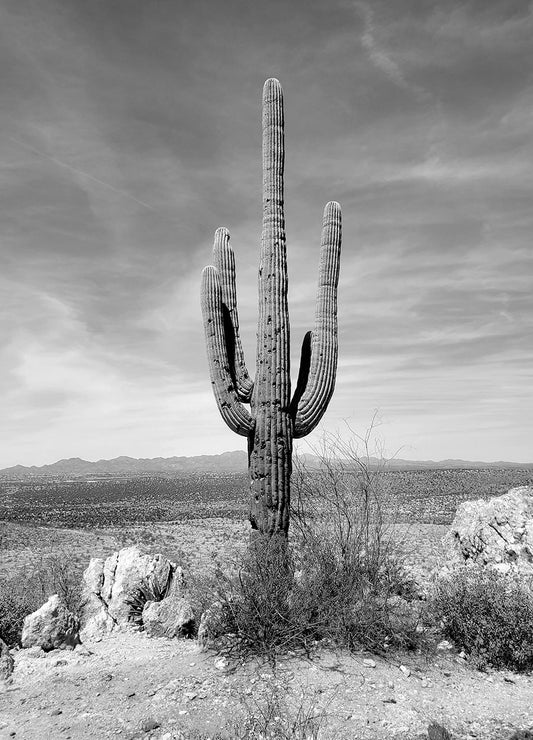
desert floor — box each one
[1,518,533,739]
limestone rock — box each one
[21,594,80,651]
[197,601,228,649]
[80,546,185,640]
[0,638,14,680]
[142,596,194,638]
[443,486,533,575]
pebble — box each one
[140,718,160,732]
[363,659,376,668]
[399,665,411,677]
[49,709,62,716]
[437,640,454,651]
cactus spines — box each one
[201,78,342,537]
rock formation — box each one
[21,594,80,651]
[142,596,194,639]
[443,486,533,575]
[80,546,189,640]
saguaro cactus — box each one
[201,78,341,537]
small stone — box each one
[214,657,228,671]
[363,659,377,668]
[140,718,160,732]
[436,640,453,651]
[50,709,62,716]
[24,646,45,658]
[399,665,411,677]
[428,721,452,740]
[382,697,397,704]
[387,680,395,689]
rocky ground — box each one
[1,631,532,740]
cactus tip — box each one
[263,77,282,99]
[324,201,341,215]
[214,226,230,240]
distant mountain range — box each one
[0,451,531,479]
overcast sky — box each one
[1,0,532,467]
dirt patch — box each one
[1,632,532,739]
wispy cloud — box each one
[8,137,156,211]
[354,1,429,102]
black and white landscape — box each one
[2,2,533,739]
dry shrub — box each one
[193,427,420,660]
[290,430,419,653]
[430,566,533,671]
[228,681,326,740]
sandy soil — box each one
[1,631,532,740]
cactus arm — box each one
[292,201,342,439]
[212,227,254,402]
[201,265,254,436]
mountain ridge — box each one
[1,451,532,479]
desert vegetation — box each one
[1,466,531,529]
[431,566,533,672]
[2,443,533,738]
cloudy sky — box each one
[1,0,532,467]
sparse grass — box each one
[430,566,533,671]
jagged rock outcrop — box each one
[0,638,14,680]
[443,486,533,575]
[80,546,187,640]
[142,596,194,639]
[21,595,80,651]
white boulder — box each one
[443,486,533,575]
[21,595,80,651]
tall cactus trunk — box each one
[201,78,342,539]
[249,79,292,535]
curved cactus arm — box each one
[292,201,342,439]
[212,227,254,402]
[201,265,255,436]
